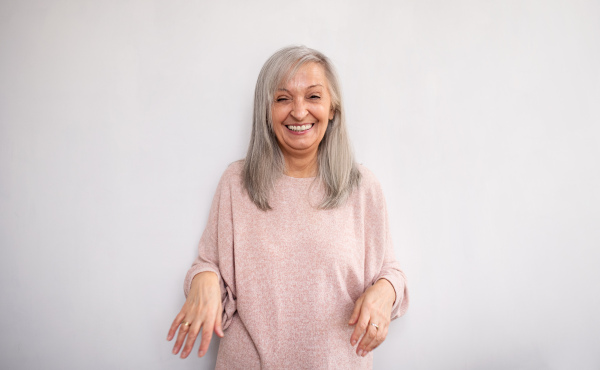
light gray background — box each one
[1,0,599,369]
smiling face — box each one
[271,62,335,163]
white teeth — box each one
[287,124,312,131]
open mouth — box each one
[285,123,314,133]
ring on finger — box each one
[370,322,379,330]
[181,321,191,328]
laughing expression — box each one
[271,62,335,160]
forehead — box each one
[279,62,329,90]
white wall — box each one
[1,0,599,369]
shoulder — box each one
[223,159,244,178]
[356,163,383,193]
[216,159,245,190]
[354,163,387,207]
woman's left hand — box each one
[348,278,396,357]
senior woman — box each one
[167,46,409,369]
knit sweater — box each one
[184,160,409,369]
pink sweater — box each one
[184,160,409,369]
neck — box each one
[283,151,318,178]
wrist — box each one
[192,270,219,286]
[375,278,396,304]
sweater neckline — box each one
[281,173,317,180]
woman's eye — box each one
[310,95,321,99]
[276,97,289,102]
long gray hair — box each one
[243,45,361,211]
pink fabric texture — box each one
[184,160,409,369]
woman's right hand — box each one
[167,271,224,358]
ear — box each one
[329,106,335,121]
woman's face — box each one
[271,62,334,160]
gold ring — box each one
[181,321,191,328]
[370,322,379,330]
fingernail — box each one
[358,350,364,356]
[362,350,368,357]
[172,349,177,355]
[181,351,188,358]
[351,339,357,345]
[198,350,205,357]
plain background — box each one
[1,0,599,369]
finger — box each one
[370,326,389,351]
[357,323,378,356]
[362,323,382,353]
[172,319,192,355]
[350,307,370,347]
[181,320,202,359]
[197,317,216,357]
[167,311,186,341]
[348,296,363,326]
[214,304,224,338]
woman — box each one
[167,46,409,369]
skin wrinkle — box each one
[271,63,334,178]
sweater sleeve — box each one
[361,167,409,321]
[183,164,238,330]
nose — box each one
[290,98,308,121]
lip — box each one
[285,123,314,135]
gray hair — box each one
[243,45,361,211]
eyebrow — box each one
[277,84,324,92]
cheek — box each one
[271,107,287,125]
[318,105,331,122]
[318,99,332,119]
[320,122,329,136]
